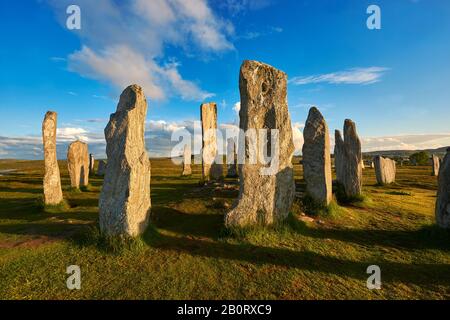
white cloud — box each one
[233,102,241,114]
[2,128,450,160]
[361,134,450,152]
[69,46,213,101]
[221,0,273,15]
[290,67,389,85]
[292,122,305,154]
[48,0,231,101]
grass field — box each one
[0,158,449,300]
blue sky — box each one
[1,0,450,159]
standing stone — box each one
[226,138,238,178]
[374,156,396,184]
[201,102,223,181]
[436,148,450,228]
[67,141,90,189]
[89,154,95,174]
[42,111,64,205]
[182,144,192,176]
[302,107,332,206]
[334,121,363,197]
[334,130,345,184]
[342,119,363,197]
[97,160,107,176]
[99,85,151,237]
[225,60,295,227]
[432,154,440,177]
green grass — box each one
[0,159,449,299]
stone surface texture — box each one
[374,156,396,184]
[436,149,450,228]
[201,102,223,181]
[99,85,151,237]
[67,141,90,188]
[225,60,295,227]
[182,144,192,176]
[302,107,332,206]
[42,111,64,205]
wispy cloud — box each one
[290,67,389,85]
[47,0,231,101]
[238,26,283,40]
[221,0,273,15]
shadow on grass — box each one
[152,205,224,240]
[141,226,450,287]
[295,223,450,252]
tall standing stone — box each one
[226,138,238,178]
[182,144,192,176]
[225,60,295,227]
[42,111,64,205]
[432,154,440,177]
[67,141,90,189]
[302,107,332,206]
[342,119,363,197]
[201,102,223,181]
[89,154,95,174]
[99,85,151,237]
[436,148,450,228]
[97,160,107,176]
[334,130,345,183]
[374,156,396,184]
[334,121,363,197]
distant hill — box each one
[363,146,449,159]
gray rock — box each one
[182,144,192,176]
[226,138,238,177]
[42,111,64,205]
[67,140,90,188]
[432,154,440,177]
[334,120,363,197]
[97,160,107,176]
[201,102,223,181]
[334,130,345,184]
[302,107,332,206]
[342,119,363,197]
[99,85,151,237]
[225,60,295,227]
[436,148,450,228]
[374,156,396,184]
[89,154,95,174]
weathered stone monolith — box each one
[342,119,363,197]
[334,130,344,183]
[225,60,295,227]
[302,107,332,206]
[334,121,363,197]
[99,85,151,237]
[182,144,192,176]
[226,138,238,178]
[97,160,107,176]
[432,154,440,177]
[201,102,223,181]
[42,111,64,205]
[89,154,95,174]
[374,156,396,184]
[67,141,90,188]
[435,148,450,228]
